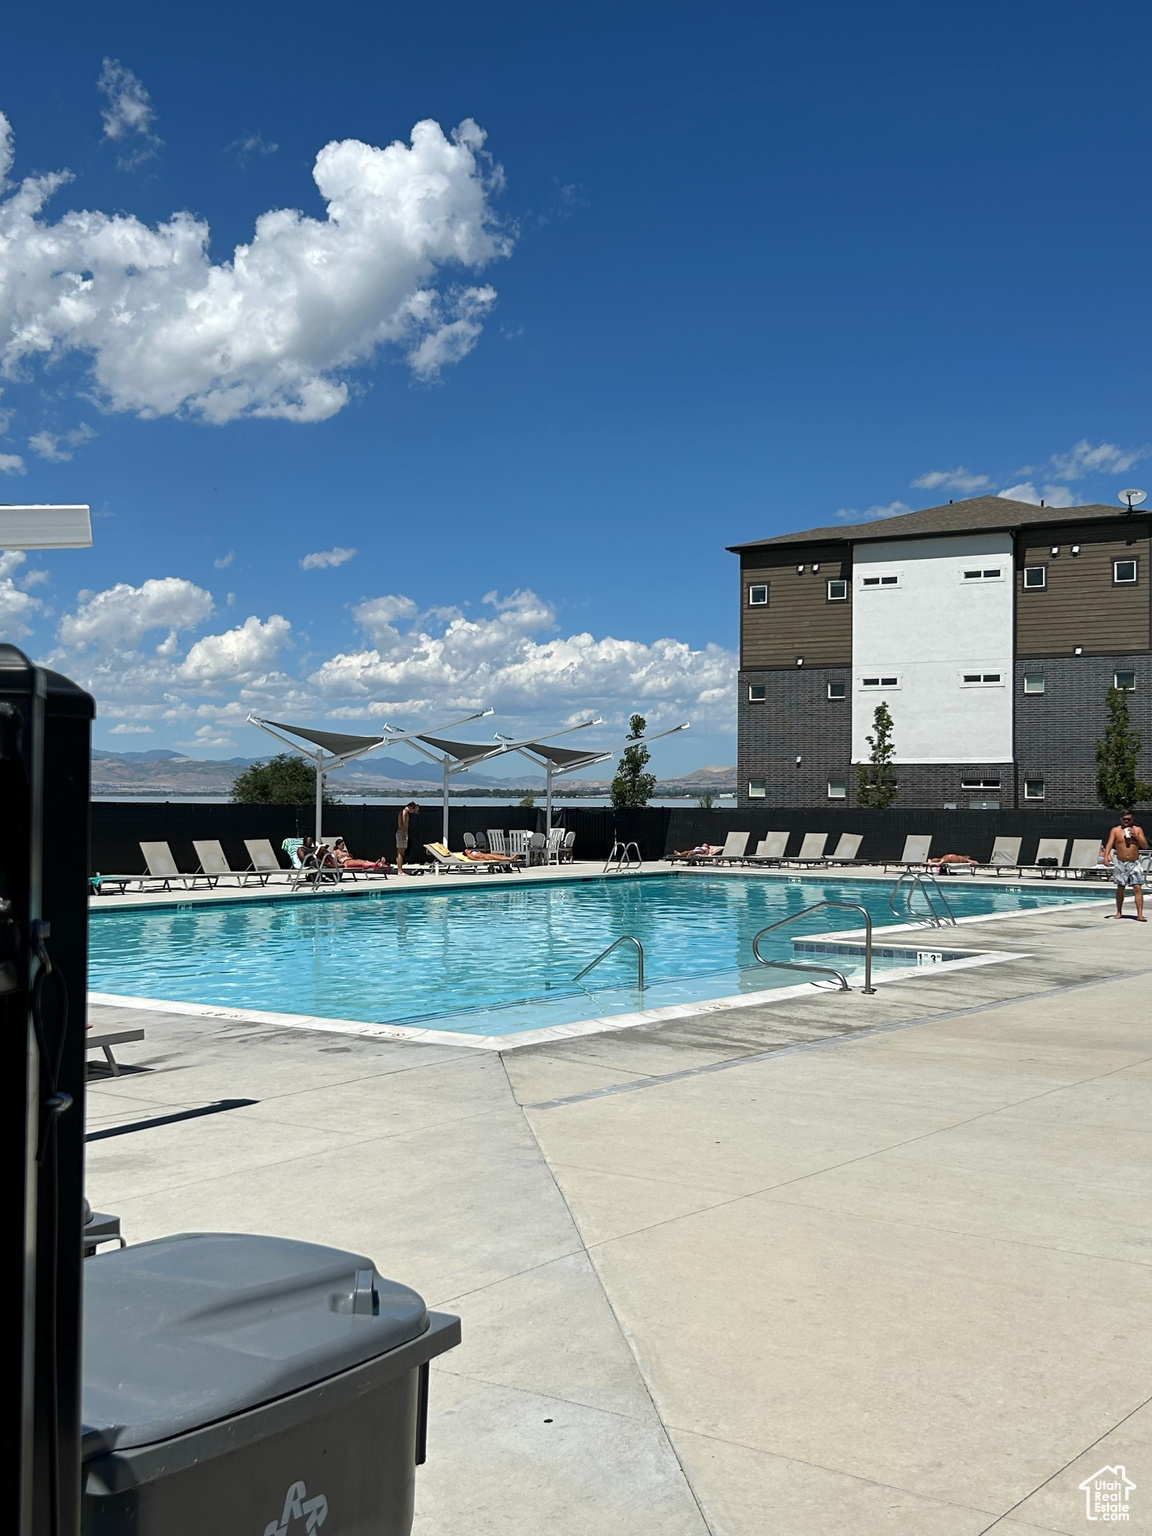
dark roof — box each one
[727,496,1146,552]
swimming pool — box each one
[89,872,1108,1039]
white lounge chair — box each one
[86,1027,145,1076]
[974,836,1022,876]
[1066,839,1105,878]
[824,832,864,865]
[1020,838,1067,877]
[140,841,215,890]
[886,834,932,870]
[193,839,270,887]
[743,831,788,866]
[245,839,289,881]
[785,832,829,866]
[425,842,519,874]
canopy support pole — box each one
[315,750,324,845]
[545,763,554,838]
[442,760,451,846]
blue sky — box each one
[1,0,1149,775]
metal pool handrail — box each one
[574,934,645,990]
[603,840,643,874]
[889,871,957,927]
[751,901,876,994]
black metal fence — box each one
[90,799,1122,874]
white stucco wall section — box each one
[851,533,1014,764]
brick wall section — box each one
[1015,653,1152,808]
[738,666,851,807]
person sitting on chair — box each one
[331,838,389,872]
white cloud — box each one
[354,594,420,633]
[28,423,95,461]
[997,482,1078,508]
[214,551,234,569]
[0,450,25,474]
[97,59,161,167]
[58,576,213,648]
[0,550,42,636]
[834,501,912,524]
[301,546,357,569]
[0,111,510,424]
[227,132,278,165]
[911,467,990,494]
[177,725,237,751]
[177,614,291,685]
[1048,439,1149,480]
[109,722,153,734]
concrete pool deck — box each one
[84,895,1151,1536]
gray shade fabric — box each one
[519,742,610,770]
[728,497,1145,552]
[265,720,385,757]
[415,734,502,765]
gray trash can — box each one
[81,1233,460,1536]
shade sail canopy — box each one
[518,742,610,771]
[264,720,386,758]
[415,734,503,766]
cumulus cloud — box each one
[0,450,24,474]
[97,59,162,168]
[998,482,1078,508]
[911,467,990,494]
[177,614,290,684]
[834,501,912,524]
[1048,439,1149,480]
[28,423,95,461]
[0,550,42,636]
[301,546,356,569]
[227,132,278,165]
[109,722,154,734]
[0,110,510,424]
[214,551,234,569]
[58,576,214,648]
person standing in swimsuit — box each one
[396,801,419,875]
[1103,810,1148,921]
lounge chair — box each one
[425,842,520,874]
[193,839,270,887]
[784,832,828,867]
[824,832,864,865]
[245,839,289,881]
[139,841,215,891]
[86,1026,145,1076]
[743,831,789,866]
[973,836,1022,877]
[885,834,932,871]
[1066,839,1106,879]
[669,831,749,866]
[1019,838,1068,877]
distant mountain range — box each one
[90,747,737,796]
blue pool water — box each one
[88,873,1109,1037]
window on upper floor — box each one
[748,584,768,605]
[1023,672,1045,694]
[860,574,900,589]
[960,777,1001,791]
[1022,566,1046,589]
[961,672,1003,685]
[1114,671,1136,691]
[826,579,848,601]
[827,680,846,700]
[860,675,899,688]
[961,568,1004,581]
[748,779,767,799]
[1023,778,1046,800]
[1114,559,1138,585]
[748,684,766,702]
[827,779,847,800]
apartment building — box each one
[729,494,1151,809]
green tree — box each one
[856,701,898,809]
[698,789,716,809]
[518,792,536,808]
[611,714,658,809]
[1095,685,1152,808]
[231,753,340,805]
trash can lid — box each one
[82,1233,429,1455]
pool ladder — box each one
[751,901,877,994]
[573,934,645,991]
[889,871,957,927]
[603,840,642,874]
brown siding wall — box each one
[1015,521,1151,656]
[740,544,852,668]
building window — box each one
[826,578,848,601]
[961,778,1001,791]
[827,779,847,800]
[748,779,767,799]
[1114,559,1138,585]
[962,568,1003,581]
[748,584,768,605]
[961,673,1003,685]
[860,574,899,588]
[1114,670,1136,691]
[860,675,899,688]
[1023,778,1046,800]
[1022,566,1046,589]
[1023,672,1045,694]
[827,680,846,700]
[748,684,766,702]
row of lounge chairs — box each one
[668,831,1122,878]
[91,838,390,895]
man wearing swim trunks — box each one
[1103,809,1148,921]
[396,801,419,875]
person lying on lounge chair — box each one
[463,847,523,864]
[331,838,389,871]
[927,853,977,873]
[674,843,723,858]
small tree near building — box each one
[856,702,898,809]
[1095,685,1152,808]
[611,715,658,809]
[231,753,340,805]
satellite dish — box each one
[1119,488,1147,512]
